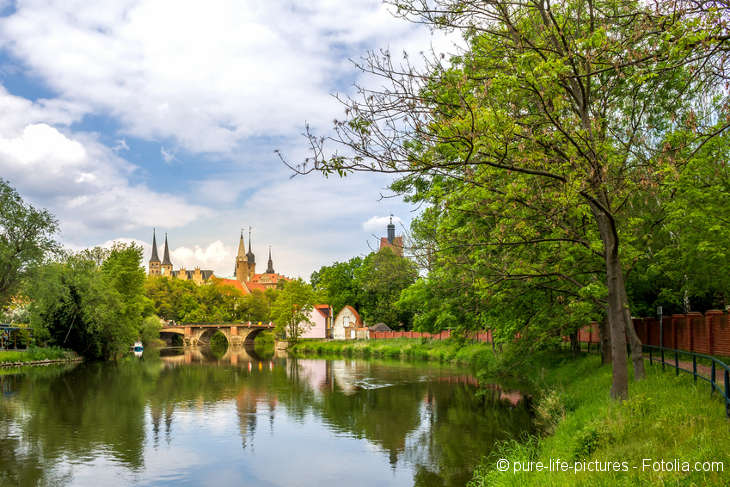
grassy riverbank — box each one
[293,339,730,486]
[0,346,77,365]
[291,338,498,369]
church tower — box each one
[149,229,161,276]
[266,246,275,274]
[161,233,173,276]
[235,231,250,283]
[246,227,256,280]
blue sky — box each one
[0,0,457,278]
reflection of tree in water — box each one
[290,360,534,487]
[1,356,533,487]
[0,362,156,485]
[406,382,534,487]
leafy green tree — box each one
[27,243,148,359]
[0,179,58,310]
[627,135,730,314]
[270,278,317,344]
[311,256,363,315]
[288,0,729,399]
[355,248,418,328]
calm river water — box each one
[1,348,533,486]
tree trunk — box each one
[598,315,611,365]
[620,284,645,380]
[569,331,579,356]
[593,206,629,400]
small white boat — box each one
[132,341,143,353]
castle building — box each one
[379,215,404,256]
[148,230,214,285]
[148,228,291,291]
[234,230,290,291]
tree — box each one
[355,248,419,327]
[27,244,148,360]
[270,279,317,344]
[0,179,57,310]
[311,256,364,315]
[287,0,729,399]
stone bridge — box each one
[160,322,275,347]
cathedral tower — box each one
[149,229,161,276]
[265,246,275,274]
[161,233,173,276]
[235,231,250,283]
[246,227,256,280]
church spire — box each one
[236,230,247,261]
[387,214,396,243]
[150,228,160,263]
[266,246,275,274]
[162,233,172,266]
[246,226,255,264]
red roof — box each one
[314,304,331,318]
[246,281,269,292]
[212,277,250,295]
[251,272,292,283]
[337,305,363,327]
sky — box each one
[0,0,458,279]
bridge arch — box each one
[159,322,276,347]
[193,327,232,347]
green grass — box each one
[469,353,730,486]
[290,338,498,369]
[0,346,76,364]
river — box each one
[0,347,533,486]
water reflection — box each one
[0,351,533,486]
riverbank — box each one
[470,352,730,486]
[291,338,498,369]
[292,339,730,486]
[0,347,80,367]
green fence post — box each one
[661,347,665,371]
[675,351,679,376]
[711,362,716,395]
[725,370,730,418]
[693,355,697,383]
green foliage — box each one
[0,178,58,310]
[310,256,363,315]
[270,278,317,344]
[139,315,163,346]
[0,346,73,364]
[306,0,730,398]
[26,243,148,360]
[355,247,419,328]
[144,277,275,323]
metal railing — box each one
[644,344,730,418]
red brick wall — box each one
[624,311,730,356]
[369,312,730,356]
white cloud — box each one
[0,0,459,154]
[0,89,209,242]
[170,240,233,274]
[361,215,402,233]
[113,138,129,151]
[160,146,175,163]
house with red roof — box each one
[297,304,333,339]
[333,305,363,340]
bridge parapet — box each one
[160,321,275,347]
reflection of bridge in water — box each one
[159,347,275,367]
[159,322,274,347]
